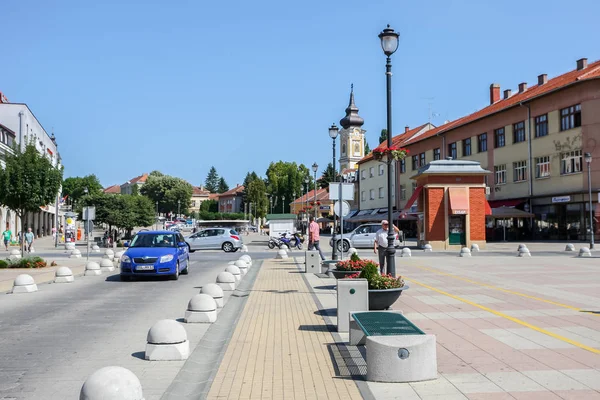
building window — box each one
[494,164,506,185]
[561,150,582,174]
[342,143,346,155]
[361,191,365,201]
[361,170,365,180]
[419,152,426,167]
[433,148,441,160]
[513,160,528,182]
[369,189,375,200]
[378,187,384,198]
[400,159,406,173]
[560,104,581,131]
[535,114,548,137]
[494,127,505,148]
[448,142,457,159]
[400,185,406,200]
[378,164,384,175]
[463,138,472,156]
[369,167,374,178]
[411,182,417,192]
[513,121,526,143]
[535,156,551,178]
[478,133,487,152]
[412,155,419,170]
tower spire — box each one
[340,84,364,129]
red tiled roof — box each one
[402,59,600,147]
[128,173,148,184]
[293,188,329,204]
[208,193,219,201]
[358,123,431,164]
[192,186,210,196]
[219,185,244,197]
[103,184,121,194]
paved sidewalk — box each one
[206,258,362,399]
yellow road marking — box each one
[413,265,584,312]
[405,276,600,355]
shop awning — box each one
[485,200,492,216]
[394,211,419,221]
[403,186,423,211]
[488,198,525,208]
[489,206,534,219]
[448,187,469,215]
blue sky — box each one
[2,0,599,188]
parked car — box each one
[119,230,190,281]
[329,223,401,252]
[185,228,243,252]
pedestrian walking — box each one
[24,228,35,253]
[373,220,400,275]
[2,226,11,251]
[308,216,325,260]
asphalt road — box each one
[0,249,271,400]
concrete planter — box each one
[330,269,362,280]
[368,286,409,310]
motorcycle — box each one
[267,236,284,249]
[290,233,304,250]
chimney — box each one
[405,126,409,133]
[577,58,588,70]
[489,83,500,104]
[518,82,527,93]
[538,74,548,85]
[503,89,512,99]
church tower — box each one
[338,86,366,171]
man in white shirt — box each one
[373,220,400,274]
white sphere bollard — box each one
[145,320,189,361]
[517,244,528,251]
[99,259,115,272]
[241,244,249,253]
[471,243,480,252]
[565,244,575,252]
[201,283,224,308]
[459,247,471,257]
[91,244,101,252]
[9,249,22,259]
[239,255,252,265]
[579,247,592,257]
[348,248,358,255]
[12,274,38,293]
[233,260,248,275]
[85,261,102,276]
[80,366,145,400]
[423,244,433,252]
[184,294,218,323]
[104,249,114,258]
[216,271,236,291]
[401,247,411,257]
[224,265,241,281]
[70,249,82,259]
[518,247,531,257]
[276,249,288,259]
[55,266,74,283]
[65,242,75,252]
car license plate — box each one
[136,265,154,271]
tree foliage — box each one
[79,193,154,231]
[217,177,229,194]
[62,174,103,204]
[205,166,219,193]
[140,173,193,216]
[265,161,312,214]
[317,163,340,189]
[200,199,218,213]
[364,137,370,154]
[246,178,268,218]
[379,129,388,144]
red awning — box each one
[488,198,525,208]
[448,187,469,215]
[485,200,492,216]
[403,186,423,211]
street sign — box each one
[333,201,350,217]
[83,206,96,220]
[328,183,354,201]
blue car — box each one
[119,230,190,281]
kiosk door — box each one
[449,215,466,245]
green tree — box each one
[79,193,154,236]
[265,161,312,214]
[317,163,340,189]
[246,178,268,218]
[200,199,218,213]
[140,173,193,217]
[379,129,388,144]
[0,143,63,253]
[62,174,102,205]
[364,137,371,154]
[217,177,229,194]
[130,184,139,196]
[205,166,219,193]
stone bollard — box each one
[518,247,531,257]
[234,259,249,274]
[55,267,74,283]
[517,244,528,252]
[241,244,249,253]
[239,255,252,266]
[145,320,189,361]
[471,243,480,252]
[9,249,22,259]
[104,249,114,259]
[85,261,102,276]
[337,278,368,333]
[304,250,320,273]
[459,247,471,257]
[91,244,101,253]
[12,274,38,293]
[65,242,75,252]
[70,249,82,259]
[423,244,433,252]
[275,249,288,259]
[579,247,592,257]
[200,283,224,308]
[400,248,411,257]
[99,259,115,272]
[184,294,218,323]
[565,244,575,252]
[216,271,236,291]
[224,265,241,281]
[348,248,358,256]
[114,251,125,263]
[80,366,145,400]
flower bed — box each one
[335,259,378,272]
[346,271,405,290]
[0,257,48,269]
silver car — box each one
[330,223,402,252]
[185,228,243,252]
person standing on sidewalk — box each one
[308,216,325,260]
[24,228,35,253]
[373,220,400,274]
[2,227,11,251]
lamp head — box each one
[328,123,339,139]
[378,24,399,56]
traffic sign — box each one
[333,201,350,217]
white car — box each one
[330,223,402,252]
[185,228,243,253]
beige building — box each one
[120,173,148,195]
[338,87,366,172]
[190,186,210,214]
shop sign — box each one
[552,196,571,203]
[453,210,467,215]
[319,206,330,210]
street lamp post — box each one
[281,195,285,213]
[585,152,595,249]
[329,123,339,260]
[304,177,309,234]
[379,24,400,277]
[312,163,318,219]
[155,201,159,230]
[269,196,273,215]
[177,200,181,219]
